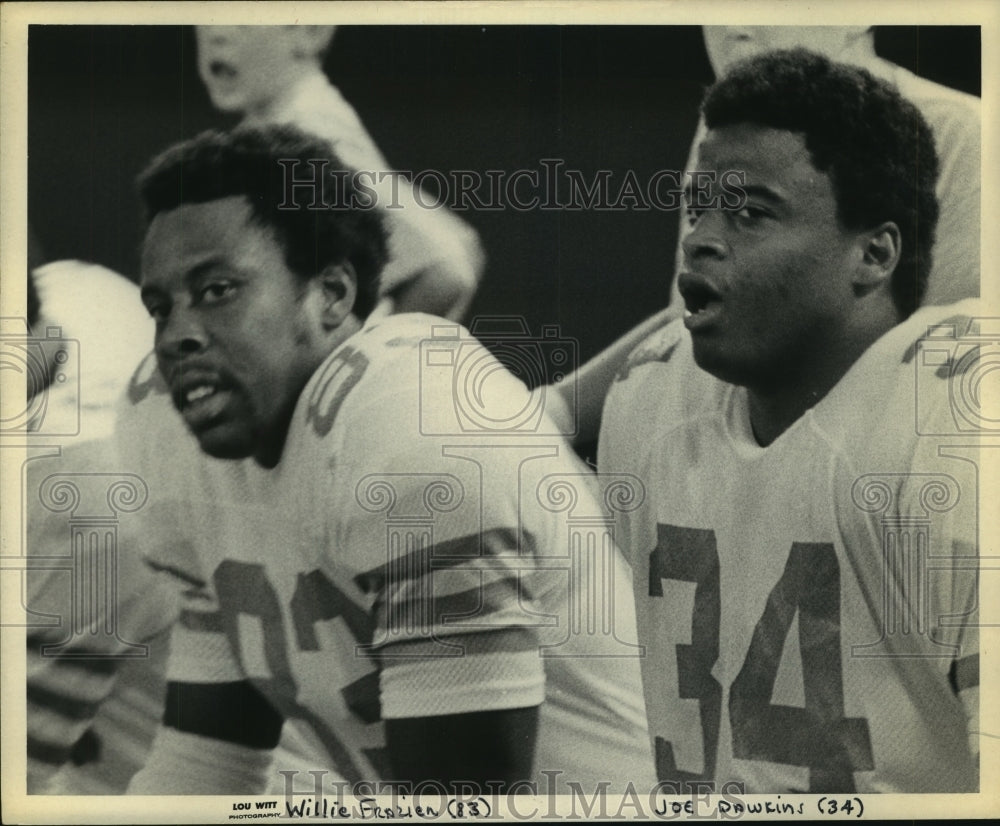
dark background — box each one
[28,25,981,364]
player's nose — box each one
[681,209,728,263]
[155,305,208,361]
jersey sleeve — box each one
[832,305,982,763]
[310,328,550,720]
[352,478,549,719]
[342,428,549,720]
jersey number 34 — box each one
[649,523,874,793]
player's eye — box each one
[197,280,238,305]
[734,205,768,224]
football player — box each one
[118,124,653,794]
[599,50,980,793]
[547,25,981,450]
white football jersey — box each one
[125,314,654,793]
[599,303,981,793]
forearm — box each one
[388,265,477,322]
[375,182,484,323]
[125,679,284,794]
[127,726,275,794]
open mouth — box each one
[173,379,233,432]
[209,60,238,80]
[678,277,723,330]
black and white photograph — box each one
[1,1,997,822]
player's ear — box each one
[853,221,901,295]
[316,260,358,328]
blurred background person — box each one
[196,25,484,321]
[25,235,153,442]
[23,237,176,794]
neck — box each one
[747,377,830,447]
[252,312,364,469]
[254,398,302,469]
[747,303,899,446]
[241,66,322,124]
